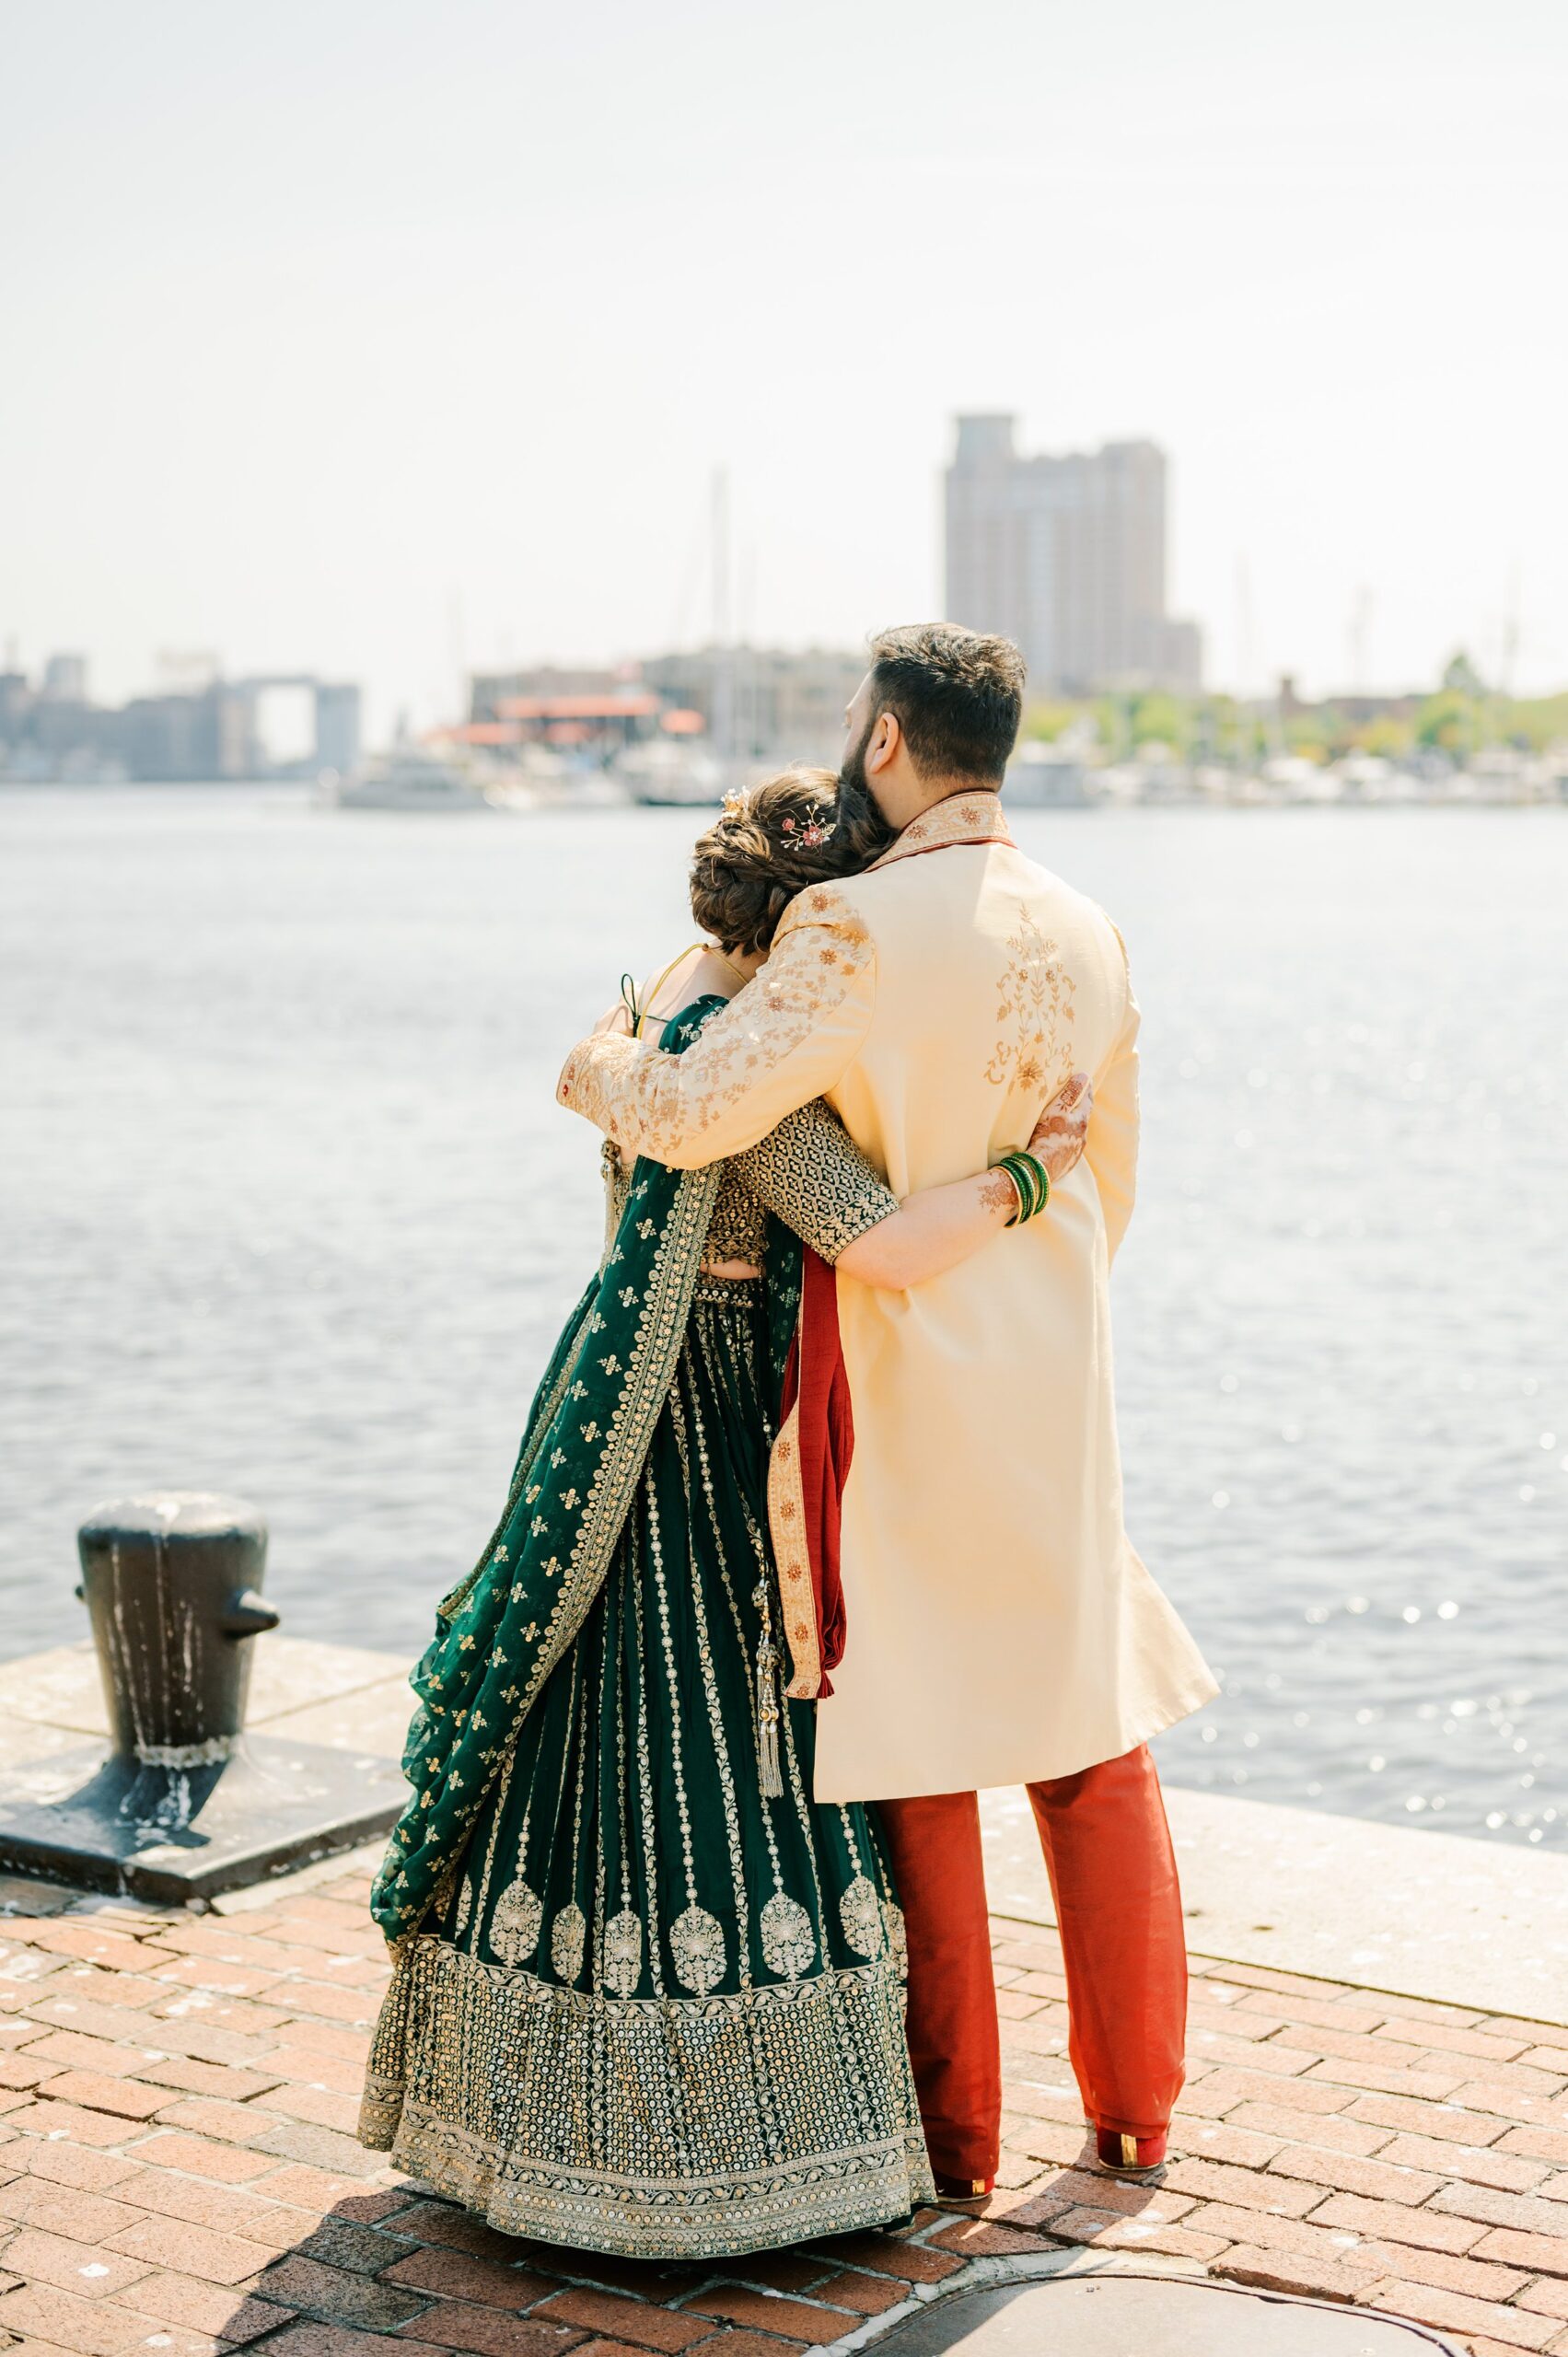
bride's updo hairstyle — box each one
[690,766,890,958]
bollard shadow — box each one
[0,1731,405,1902]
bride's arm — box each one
[836,1075,1090,1289]
[734,1075,1091,1294]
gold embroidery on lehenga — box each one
[760,1889,816,1980]
[490,1877,542,1965]
[839,1874,884,1957]
[360,1936,932,2259]
[669,1902,726,1993]
[671,1348,777,1991]
[550,1901,587,1984]
[882,1896,909,1980]
[602,1909,642,1997]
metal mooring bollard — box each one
[0,1490,407,1904]
[75,1492,279,1768]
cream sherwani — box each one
[558,791,1215,1802]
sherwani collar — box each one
[866,788,1014,871]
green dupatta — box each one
[370,999,803,1945]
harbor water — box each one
[3,786,1563,1849]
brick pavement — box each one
[1,1866,1566,2357]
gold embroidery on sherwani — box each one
[769,1411,819,1699]
[984,906,1077,1091]
[557,892,876,1165]
[865,787,1015,870]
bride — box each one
[360,766,1091,2258]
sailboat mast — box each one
[711,466,733,776]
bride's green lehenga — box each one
[360,1002,933,2258]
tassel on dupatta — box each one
[752,1576,784,1797]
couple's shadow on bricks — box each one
[218,2160,1166,2350]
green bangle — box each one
[996,1151,1050,1225]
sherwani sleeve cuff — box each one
[557,1029,641,1144]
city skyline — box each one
[3,1,1565,739]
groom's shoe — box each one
[933,2171,994,2210]
[1091,2127,1168,2184]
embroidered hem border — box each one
[359,1935,934,2259]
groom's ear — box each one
[865,710,900,775]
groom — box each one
[558,624,1215,2193]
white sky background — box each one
[2,0,1565,735]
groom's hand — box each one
[1028,1072,1092,1183]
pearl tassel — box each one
[752,1577,784,1798]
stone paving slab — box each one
[0,1859,1565,2357]
[983,1788,1568,2029]
[259,1685,420,1756]
[0,1640,412,1739]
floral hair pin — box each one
[780,813,833,848]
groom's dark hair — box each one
[867,623,1026,785]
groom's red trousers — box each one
[877,1744,1186,2180]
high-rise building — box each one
[41,653,88,702]
[944,416,1202,695]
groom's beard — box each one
[834,726,896,870]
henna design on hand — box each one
[1028,1072,1093,1183]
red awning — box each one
[495,693,659,721]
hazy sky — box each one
[4,0,1565,734]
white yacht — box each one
[613,739,726,807]
[330,749,494,813]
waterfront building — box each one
[314,682,362,777]
[0,672,31,739]
[0,663,362,782]
[470,665,638,724]
[470,648,866,770]
[640,645,866,767]
[945,415,1202,695]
